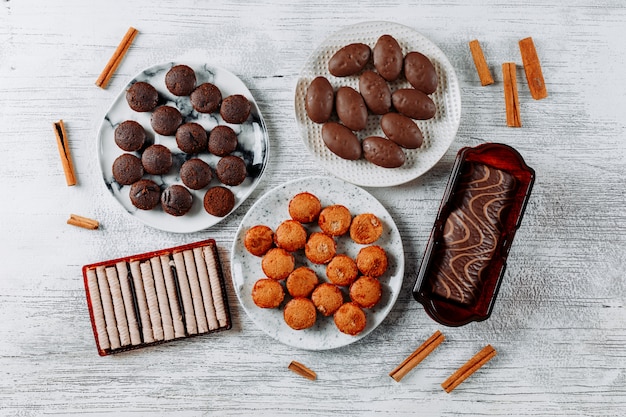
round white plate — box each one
[97,62,269,233]
[294,21,462,187]
[230,176,405,350]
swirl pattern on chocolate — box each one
[430,163,517,305]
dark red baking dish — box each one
[413,143,535,326]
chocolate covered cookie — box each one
[129,179,161,210]
[203,186,235,217]
[151,105,182,136]
[220,94,251,124]
[179,158,213,190]
[208,125,238,156]
[126,82,159,112]
[216,155,247,186]
[141,144,172,175]
[161,184,193,216]
[112,153,144,185]
[176,122,207,154]
[165,64,196,96]
[190,83,222,114]
[114,120,146,152]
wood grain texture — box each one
[1,0,626,416]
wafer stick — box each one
[468,40,494,86]
[105,266,131,347]
[389,330,445,382]
[182,250,209,333]
[96,27,138,88]
[502,62,522,127]
[172,252,198,335]
[203,246,228,328]
[130,260,154,343]
[95,266,121,350]
[160,255,186,338]
[53,120,77,186]
[140,261,164,341]
[519,37,548,100]
[150,257,175,341]
[193,247,219,331]
[86,268,110,350]
[441,344,497,393]
[115,261,142,346]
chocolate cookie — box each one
[216,155,247,186]
[190,83,222,114]
[161,184,193,216]
[175,122,207,154]
[114,120,146,152]
[126,82,159,112]
[208,125,238,156]
[165,65,196,96]
[112,153,144,185]
[203,186,235,217]
[179,158,213,190]
[141,144,172,175]
[220,94,251,124]
[151,105,182,136]
[129,179,161,210]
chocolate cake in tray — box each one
[82,239,231,356]
[413,143,535,327]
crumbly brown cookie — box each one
[286,267,319,298]
[304,232,337,264]
[349,276,382,309]
[274,220,307,252]
[356,245,388,278]
[350,213,383,244]
[252,278,285,309]
[288,192,322,223]
[244,225,274,257]
[326,254,358,287]
[334,302,366,336]
[283,297,317,330]
[261,248,295,280]
[318,204,352,236]
[203,186,235,217]
[311,283,344,317]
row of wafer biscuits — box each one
[83,240,230,355]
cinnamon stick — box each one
[502,62,522,127]
[53,120,77,186]
[519,37,548,100]
[96,27,138,89]
[441,344,497,393]
[67,214,99,230]
[389,330,445,382]
[468,40,494,86]
[288,361,317,381]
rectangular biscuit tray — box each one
[82,239,231,356]
[413,143,535,326]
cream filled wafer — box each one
[139,261,164,341]
[149,257,175,341]
[182,250,209,333]
[160,255,186,338]
[130,260,155,343]
[86,268,110,350]
[115,261,142,346]
[172,251,198,335]
[95,266,121,350]
[203,246,228,328]
[192,247,219,330]
[105,266,131,347]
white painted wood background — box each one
[1,0,625,415]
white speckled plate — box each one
[97,62,269,233]
[294,21,461,187]
[230,176,404,350]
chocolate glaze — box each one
[429,162,517,305]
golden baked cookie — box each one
[286,266,319,298]
[305,232,337,264]
[326,254,358,287]
[251,278,285,308]
[261,248,295,280]
[311,282,344,317]
[274,219,307,252]
[334,302,367,336]
[244,225,274,256]
[283,297,317,330]
[349,276,382,309]
[350,213,383,244]
[355,245,388,278]
[318,204,352,236]
[288,192,322,223]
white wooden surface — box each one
[1,1,625,415]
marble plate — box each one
[294,21,462,187]
[97,62,269,233]
[230,176,405,350]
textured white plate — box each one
[230,176,405,350]
[97,62,269,233]
[294,21,462,187]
